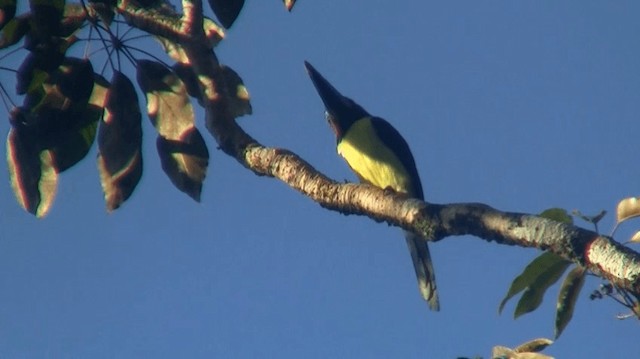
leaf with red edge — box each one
[6,110,58,218]
[97,71,143,212]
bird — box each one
[304,61,439,311]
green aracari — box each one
[304,61,439,311]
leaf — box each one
[89,73,110,108]
[155,17,224,63]
[97,71,143,212]
[514,338,553,353]
[20,57,93,125]
[219,64,251,118]
[283,0,296,12]
[172,62,201,100]
[54,115,99,171]
[51,73,109,171]
[0,0,16,30]
[55,57,95,106]
[29,0,65,37]
[88,1,115,26]
[157,128,209,201]
[514,254,572,318]
[555,266,586,339]
[539,208,573,224]
[499,251,571,315]
[0,14,29,49]
[14,58,100,173]
[6,112,58,218]
[616,197,640,225]
[493,346,555,359]
[59,3,91,36]
[135,0,162,7]
[629,231,640,243]
[16,49,69,97]
[136,60,194,139]
[208,0,244,28]
[492,345,516,359]
[136,60,208,201]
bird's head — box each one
[304,61,370,139]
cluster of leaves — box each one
[0,0,279,217]
[2,0,103,216]
[499,203,640,340]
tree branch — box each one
[112,1,640,297]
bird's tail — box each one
[404,231,440,311]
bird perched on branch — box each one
[304,61,439,310]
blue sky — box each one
[1,1,639,357]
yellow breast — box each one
[337,118,414,195]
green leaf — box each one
[555,266,586,339]
[97,71,143,212]
[539,208,573,224]
[157,128,209,201]
[136,60,194,139]
[499,251,571,315]
[514,254,572,318]
[0,14,29,49]
[0,0,16,30]
[219,64,251,118]
[6,112,58,218]
[136,60,208,201]
[208,0,244,28]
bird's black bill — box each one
[304,61,369,125]
[304,61,347,115]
